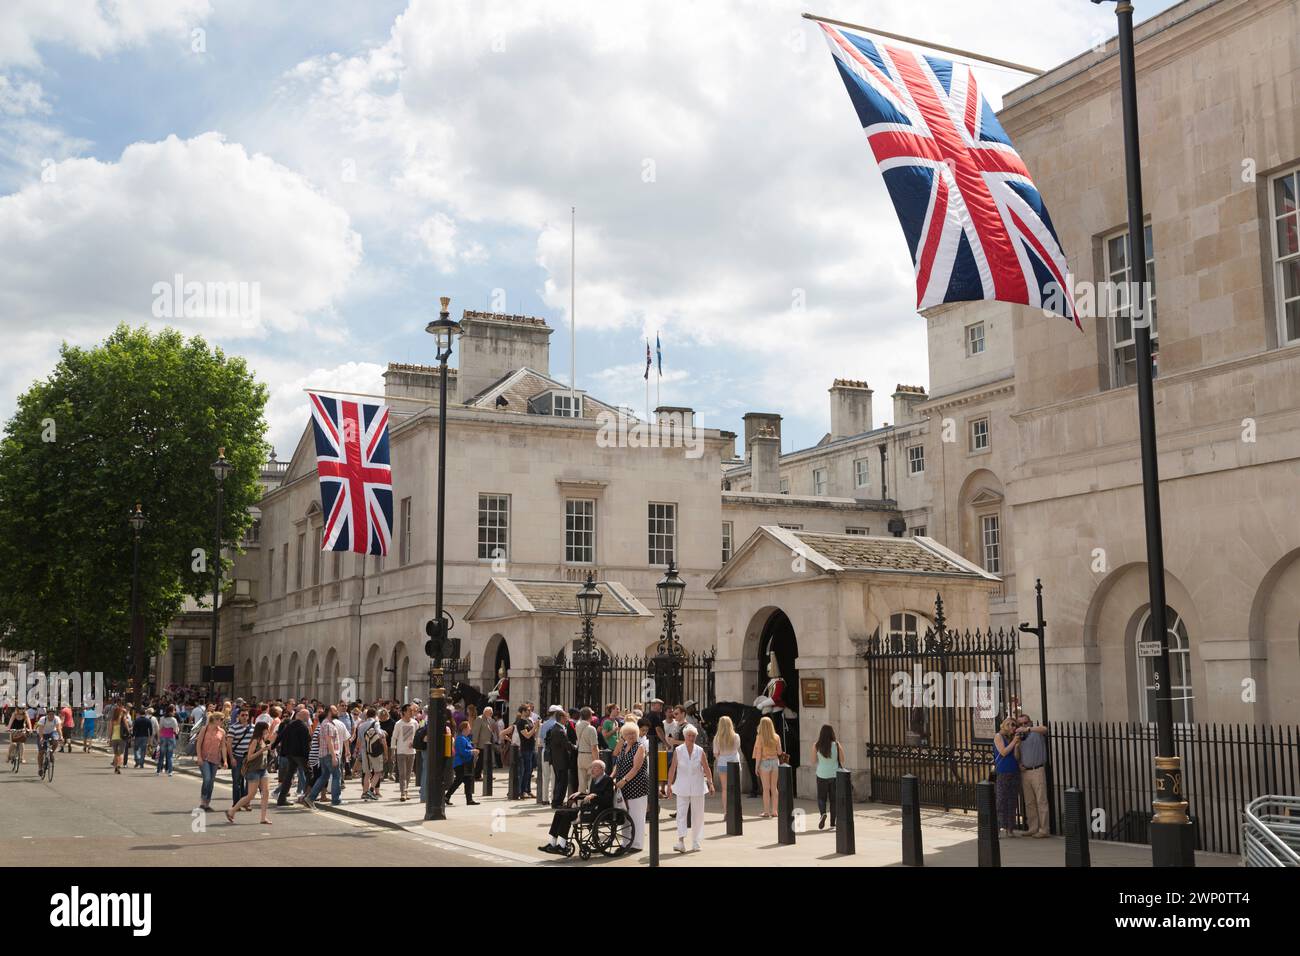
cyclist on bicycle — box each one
[36,708,63,776]
[7,705,31,768]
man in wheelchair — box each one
[539,758,614,855]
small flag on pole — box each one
[644,339,652,380]
[816,21,1078,325]
[656,332,662,377]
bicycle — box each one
[8,732,26,773]
[39,737,56,781]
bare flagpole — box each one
[800,11,1046,76]
[570,206,577,412]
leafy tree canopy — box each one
[0,324,268,676]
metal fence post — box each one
[901,773,924,866]
[726,762,743,836]
[481,736,493,797]
[777,763,796,845]
[977,779,1001,867]
[648,732,660,867]
[835,768,855,854]
[1065,787,1091,867]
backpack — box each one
[413,725,427,752]
[366,726,384,758]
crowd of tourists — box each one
[5,687,851,857]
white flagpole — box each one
[570,206,576,413]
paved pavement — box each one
[4,742,1240,867]
[0,745,495,867]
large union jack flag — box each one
[308,392,394,555]
[820,23,1079,326]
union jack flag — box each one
[308,392,394,555]
[819,23,1079,326]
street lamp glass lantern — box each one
[656,560,685,612]
[211,447,232,483]
[576,573,602,620]
[425,295,462,354]
[128,502,146,533]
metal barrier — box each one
[1242,795,1300,867]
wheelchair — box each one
[559,798,635,860]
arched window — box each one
[1135,607,1194,724]
[889,612,921,640]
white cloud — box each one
[0,0,211,67]
[258,0,1115,433]
[0,133,363,412]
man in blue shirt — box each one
[445,721,480,805]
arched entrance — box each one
[482,634,511,713]
[757,608,800,784]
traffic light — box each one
[424,618,444,660]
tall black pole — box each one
[1103,0,1195,865]
[425,297,456,823]
[209,476,224,704]
[129,516,143,708]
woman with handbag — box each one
[813,724,845,830]
[226,722,273,825]
[7,705,31,769]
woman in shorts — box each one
[226,722,272,825]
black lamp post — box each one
[209,447,232,704]
[1093,0,1195,866]
[575,572,603,709]
[1018,579,1055,835]
[424,295,461,822]
[653,560,686,703]
[128,504,146,708]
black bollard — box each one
[834,769,855,855]
[726,762,743,836]
[901,773,924,866]
[481,738,494,797]
[777,764,796,845]
[536,751,545,806]
[1065,787,1091,867]
[648,733,660,867]
[506,747,518,800]
[976,779,1001,867]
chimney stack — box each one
[742,412,782,460]
[749,432,781,494]
[891,384,928,425]
[829,379,873,439]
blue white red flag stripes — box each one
[307,392,394,555]
[818,22,1079,326]
[644,339,652,380]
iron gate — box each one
[539,649,715,711]
[862,595,1021,811]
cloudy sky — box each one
[0,0,1183,456]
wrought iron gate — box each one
[539,649,715,711]
[861,595,1021,811]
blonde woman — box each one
[712,715,741,806]
[752,716,782,818]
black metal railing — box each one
[861,594,1022,813]
[539,649,715,711]
[1050,721,1300,856]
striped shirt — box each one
[227,721,255,759]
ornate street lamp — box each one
[575,572,603,709]
[424,295,462,822]
[653,560,686,704]
[128,504,146,707]
[208,447,231,704]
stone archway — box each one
[323,648,340,703]
[364,643,383,702]
[956,468,1006,574]
[749,607,801,783]
[288,651,301,698]
[303,650,318,700]
[258,657,270,698]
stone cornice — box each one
[998,0,1279,139]
[919,378,1015,413]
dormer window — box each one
[553,392,582,418]
[527,388,585,417]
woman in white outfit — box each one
[667,724,713,852]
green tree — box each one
[0,324,268,679]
